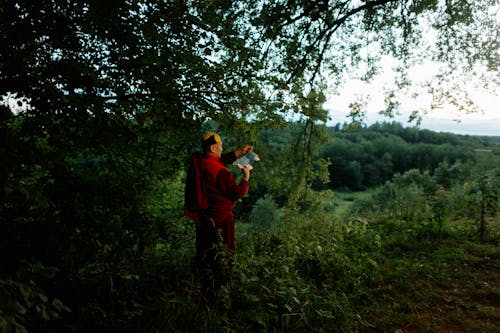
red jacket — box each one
[184,152,248,251]
[184,152,248,226]
[202,155,248,222]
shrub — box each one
[356,182,431,223]
[392,169,437,195]
[249,196,282,231]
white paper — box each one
[233,151,260,170]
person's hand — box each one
[242,165,251,181]
[242,145,253,154]
[235,145,253,157]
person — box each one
[184,131,252,299]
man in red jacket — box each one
[184,132,252,298]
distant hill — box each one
[328,121,500,148]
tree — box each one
[248,0,498,120]
[431,185,451,239]
[464,172,499,241]
[0,2,270,330]
[262,91,332,205]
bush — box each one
[0,262,70,333]
[351,182,431,223]
[392,169,437,195]
[249,196,282,231]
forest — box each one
[1,1,499,332]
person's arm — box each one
[220,151,237,165]
[220,145,253,165]
[215,167,250,201]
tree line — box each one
[320,122,499,190]
[251,120,499,194]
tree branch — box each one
[284,0,399,81]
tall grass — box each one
[144,196,499,332]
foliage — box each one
[432,160,469,188]
[463,170,500,240]
[350,155,499,241]
[250,0,498,115]
[353,180,432,223]
[1,1,499,332]
[430,185,452,238]
[141,200,499,332]
[321,122,484,190]
[0,262,70,333]
[281,93,332,204]
[392,168,437,195]
[249,196,282,232]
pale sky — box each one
[324,57,500,136]
[325,93,500,136]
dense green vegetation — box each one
[320,123,500,190]
[2,117,499,332]
[2,1,499,332]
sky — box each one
[325,87,500,136]
[324,58,500,137]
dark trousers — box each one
[195,220,231,302]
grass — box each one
[357,220,500,333]
[215,202,500,332]
[243,213,498,332]
[364,242,500,332]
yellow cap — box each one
[202,132,222,144]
